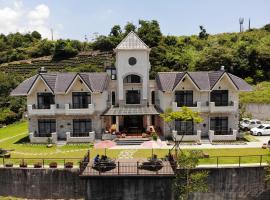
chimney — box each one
[39,67,47,74]
[220,66,225,71]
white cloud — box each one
[28,4,50,21]
[0,0,59,39]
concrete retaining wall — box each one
[85,177,174,200]
[0,167,269,200]
[191,167,270,200]
[245,103,270,120]
[0,168,85,199]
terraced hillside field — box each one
[0,51,114,77]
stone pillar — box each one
[116,116,119,132]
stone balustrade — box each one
[209,129,237,142]
[172,130,201,142]
[66,131,95,143]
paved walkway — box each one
[12,148,89,156]
[117,149,137,159]
[0,132,27,143]
[197,163,268,168]
[110,141,269,150]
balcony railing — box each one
[28,104,56,116]
[209,101,237,113]
[28,103,95,116]
[172,102,201,112]
[65,104,95,115]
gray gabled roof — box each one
[115,31,149,50]
[11,72,109,96]
[10,75,38,96]
[156,71,252,92]
[228,73,252,91]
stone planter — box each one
[34,162,42,168]
[64,162,73,169]
[49,162,57,168]
[20,162,27,168]
[5,163,13,168]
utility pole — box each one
[51,28,54,41]
[248,18,251,30]
[239,17,244,32]
[84,35,88,51]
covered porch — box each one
[102,106,161,138]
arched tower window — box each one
[123,74,141,83]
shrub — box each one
[151,132,158,141]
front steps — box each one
[115,138,150,145]
[56,140,67,146]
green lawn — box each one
[0,121,270,166]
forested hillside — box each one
[0,20,270,125]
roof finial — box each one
[220,66,225,71]
[39,67,47,74]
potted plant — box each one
[4,153,11,158]
[142,133,148,138]
[47,138,53,148]
[5,163,13,167]
[151,132,158,141]
[34,162,42,168]
[49,162,57,168]
[116,132,121,138]
[202,152,210,158]
[64,162,73,169]
[20,161,27,168]
[262,143,267,149]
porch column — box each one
[116,116,119,132]
[146,115,151,127]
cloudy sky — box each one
[0,0,269,40]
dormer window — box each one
[175,91,193,107]
[210,90,228,106]
[37,93,55,109]
[72,92,91,109]
[124,75,141,83]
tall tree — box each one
[124,22,136,35]
[198,25,209,39]
[31,31,42,40]
[110,25,122,37]
[174,150,209,200]
[137,20,162,47]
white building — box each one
[11,32,252,143]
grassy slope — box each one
[240,82,270,104]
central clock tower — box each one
[114,31,151,106]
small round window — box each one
[128,57,137,66]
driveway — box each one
[254,135,270,143]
